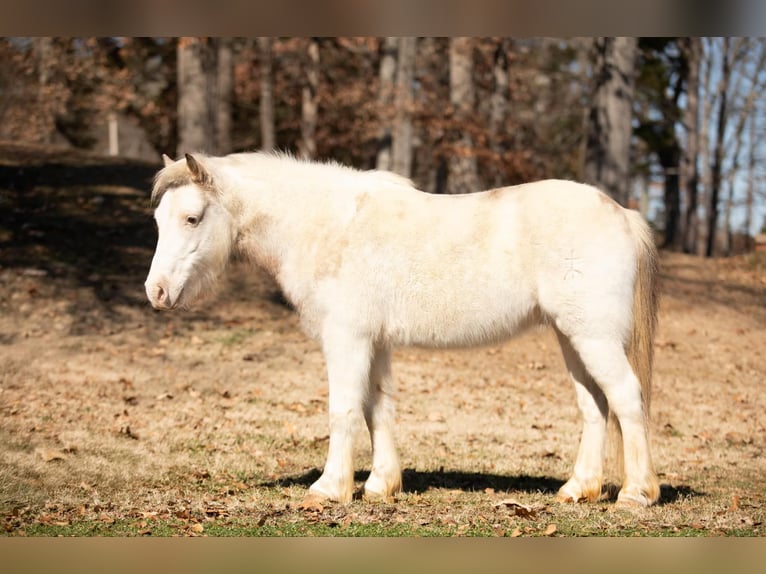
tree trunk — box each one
[299,38,320,159]
[391,37,416,178]
[447,37,479,194]
[576,37,593,180]
[680,37,701,254]
[696,39,715,256]
[745,104,757,251]
[258,37,276,151]
[583,37,637,206]
[661,150,681,248]
[34,37,55,144]
[489,38,511,186]
[375,37,397,171]
[721,40,766,255]
[215,38,232,155]
[707,38,731,257]
[412,37,444,194]
[177,37,215,155]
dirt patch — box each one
[0,142,764,536]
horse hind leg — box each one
[362,346,402,500]
[566,335,660,507]
[554,329,608,503]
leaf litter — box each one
[0,155,764,537]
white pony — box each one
[145,152,660,508]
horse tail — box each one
[625,209,659,420]
[606,209,659,490]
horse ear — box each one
[185,153,213,187]
[162,154,174,167]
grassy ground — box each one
[0,142,764,537]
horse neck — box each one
[221,157,350,276]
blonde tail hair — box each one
[607,210,660,494]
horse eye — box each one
[186,215,199,226]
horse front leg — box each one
[308,326,372,504]
[363,346,402,499]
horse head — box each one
[145,153,234,310]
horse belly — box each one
[384,272,539,348]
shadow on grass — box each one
[262,469,705,505]
[658,482,705,505]
[260,467,566,495]
[0,144,159,308]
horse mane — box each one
[150,151,417,207]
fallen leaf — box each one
[509,527,522,537]
[189,523,204,533]
[298,495,325,513]
[544,524,558,536]
[36,448,65,462]
[494,499,538,518]
[656,339,678,350]
[118,425,139,440]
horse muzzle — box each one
[145,278,179,310]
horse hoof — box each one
[308,487,354,504]
[299,492,329,511]
[614,492,651,509]
[362,487,394,502]
[556,491,585,503]
[556,478,600,503]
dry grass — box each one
[0,143,764,536]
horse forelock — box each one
[151,162,193,206]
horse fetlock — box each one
[556,476,602,503]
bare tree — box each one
[391,37,416,178]
[489,38,511,187]
[257,37,276,151]
[696,39,716,255]
[299,38,320,159]
[447,37,480,194]
[744,101,760,251]
[583,37,638,206]
[177,37,234,157]
[375,37,397,171]
[177,37,214,155]
[215,38,233,155]
[722,40,766,254]
[707,38,734,256]
[680,37,702,254]
[34,38,55,143]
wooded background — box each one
[1,37,765,256]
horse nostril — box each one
[156,284,167,304]
[146,280,169,308]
